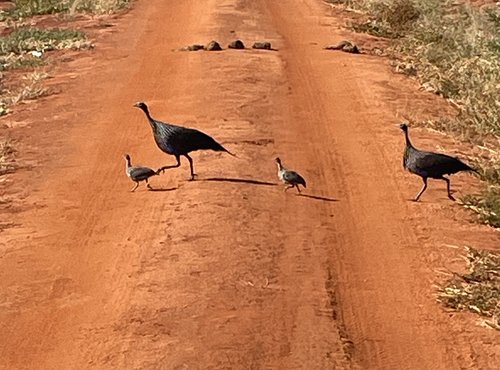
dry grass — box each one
[12,70,49,103]
[1,70,49,110]
[73,0,131,15]
[438,247,500,329]
[0,138,16,175]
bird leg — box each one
[442,176,455,201]
[131,182,139,192]
[295,185,302,194]
[146,179,153,191]
[158,156,181,174]
[184,154,196,181]
[284,185,294,192]
[414,177,428,201]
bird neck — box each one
[403,129,413,148]
[125,158,132,169]
[276,162,284,172]
[139,105,155,123]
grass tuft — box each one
[462,187,500,228]
[73,0,131,15]
[0,71,49,113]
[438,247,500,329]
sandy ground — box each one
[0,0,499,369]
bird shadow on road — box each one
[148,187,178,192]
[296,193,338,202]
[202,177,277,186]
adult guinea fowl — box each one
[275,157,307,193]
[400,123,477,201]
[124,154,159,192]
[134,102,234,180]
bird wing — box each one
[154,121,229,155]
[414,151,473,176]
[283,170,306,187]
[129,166,156,180]
[170,126,228,153]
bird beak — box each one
[133,102,140,108]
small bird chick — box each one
[124,154,158,192]
[275,157,307,193]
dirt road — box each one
[1,0,498,369]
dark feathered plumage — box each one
[124,154,158,192]
[400,123,477,201]
[134,102,234,180]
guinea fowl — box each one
[400,123,477,201]
[134,102,234,180]
[275,157,307,193]
[124,154,158,192]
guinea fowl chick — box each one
[400,123,477,201]
[134,102,234,180]
[124,154,158,192]
[275,157,307,193]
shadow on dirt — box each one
[203,177,277,186]
[297,193,338,202]
[148,187,178,192]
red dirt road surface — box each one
[1,0,499,369]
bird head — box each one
[274,157,281,164]
[133,101,148,111]
[399,123,409,132]
[124,154,131,161]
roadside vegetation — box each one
[0,27,91,116]
[0,0,133,112]
[327,0,499,228]
[0,0,132,184]
[0,2,131,229]
[0,0,131,18]
[327,0,499,326]
[438,247,499,330]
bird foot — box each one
[448,194,456,201]
[189,174,198,181]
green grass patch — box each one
[0,27,91,55]
[0,0,132,19]
[438,247,500,329]
[0,0,130,20]
[1,0,69,19]
[0,27,92,70]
